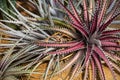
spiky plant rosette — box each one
[52,0,120,80]
[0,0,120,80]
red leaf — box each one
[48,42,84,54]
[90,10,98,34]
[92,53,105,80]
[100,36,120,41]
[97,0,107,27]
[83,45,92,67]
[83,0,89,25]
[99,13,120,32]
[90,58,97,80]
[102,29,120,35]
[103,46,120,51]
[69,0,83,24]
[83,59,90,80]
[71,22,88,38]
[101,41,119,47]
[57,0,81,26]
[94,46,116,80]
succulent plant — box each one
[0,0,120,80]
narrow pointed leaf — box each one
[47,42,84,54]
[105,51,120,61]
[103,46,120,51]
[57,51,81,74]
[90,10,98,34]
[100,36,120,41]
[83,0,89,24]
[94,46,116,80]
[97,0,107,27]
[69,0,82,24]
[57,0,81,25]
[83,60,89,80]
[83,45,92,67]
[101,41,119,47]
[71,22,88,38]
[90,58,96,80]
[92,53,105,80]
[102,29,120,35]
[99,13,120,32]
[36,40,79,47]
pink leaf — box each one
[83,0,89,25]
[71,22,88,38]
[57,0,88,38]
[102,29,120,35]
[94,46,116,80]
[48,42,84,54]
[57,0,81,26]
[99,13,120,32]
[92,53,105,80]
[101,41,119,47]
[90,10,98,34]
[69,0,83,24]
[100,36,120,41]
[90,58,97,80]
[83,59,90,80]
[83,45,92,67]
[103,46,120,51]
[97,0,107,27]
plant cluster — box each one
[0,0,120,80]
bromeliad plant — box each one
[0,0,120,80]
[37,0,120,80]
